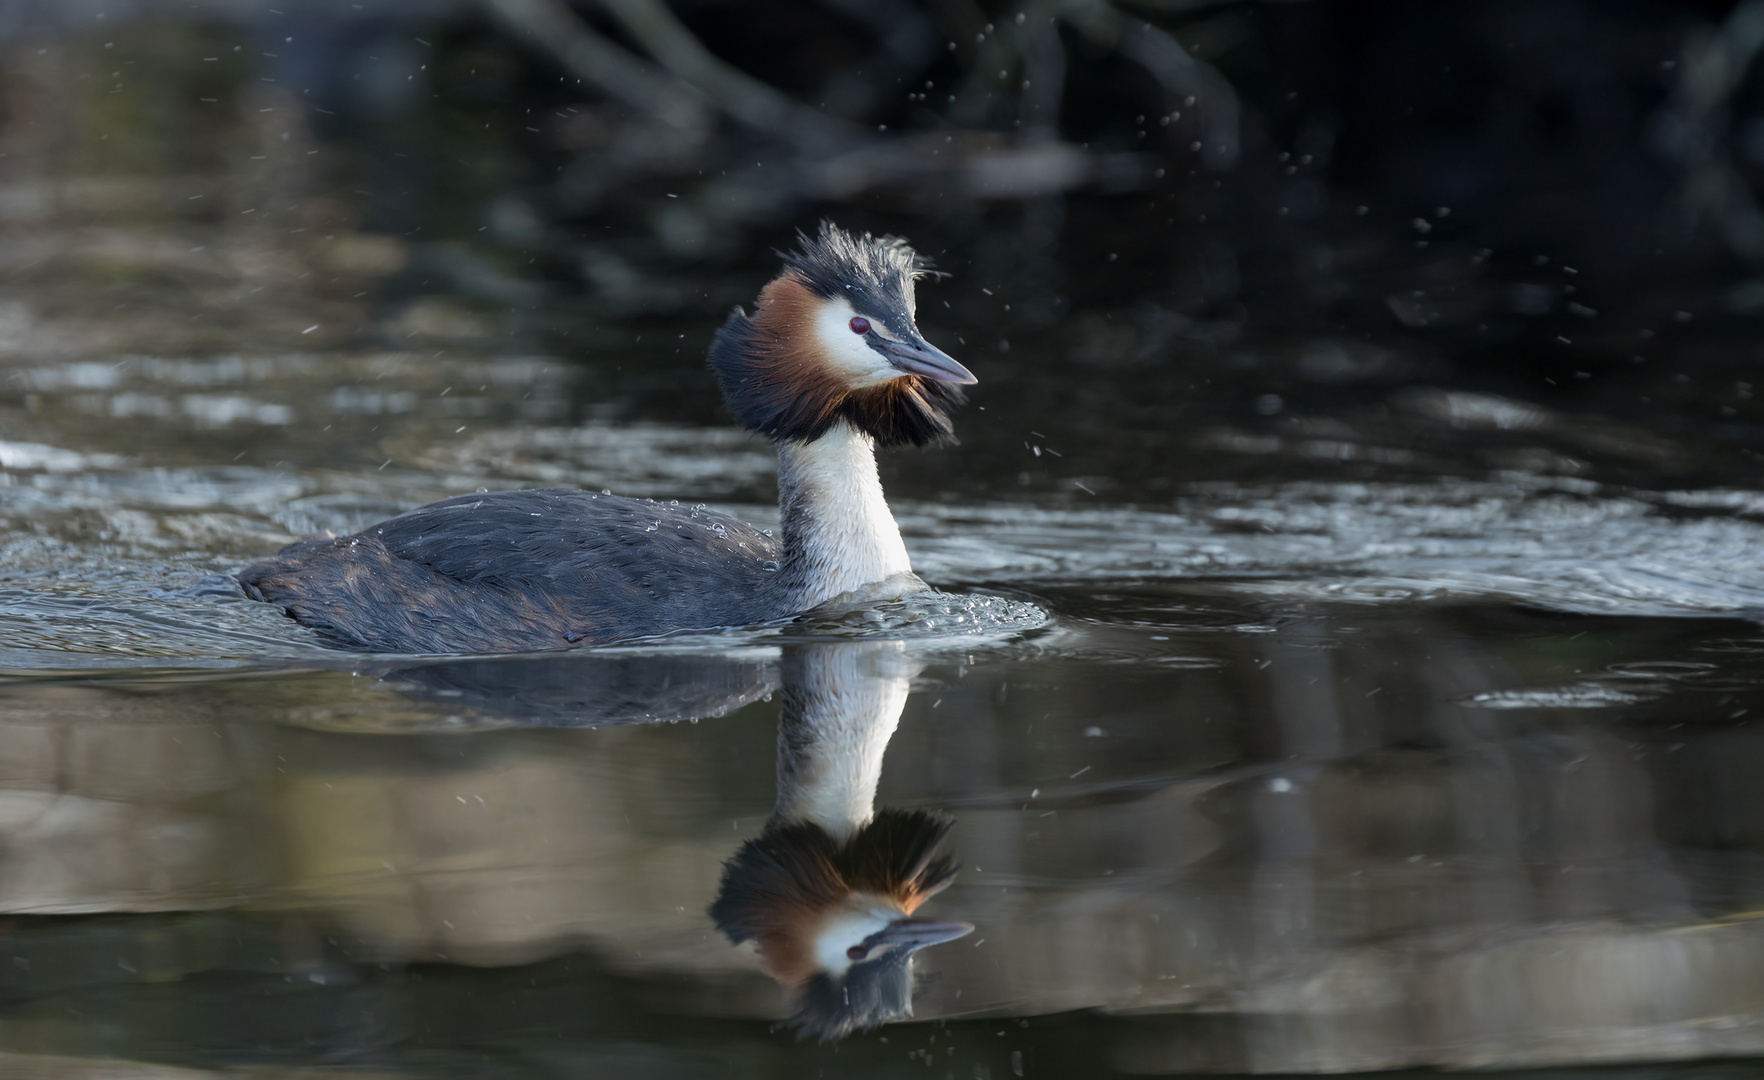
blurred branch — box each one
[815,0,943,118]
[483,0,856,147]
[949,0,1239,170]
[808,132,1147,199]
[1664,0,1764,262]
[1018,8,1068,139]
[482,0,706,128]
[1061,0,1240,169]
[1113,0,1284,9]
[488,0,1192,238]
[595,0,854,144]
[1679,0,1764,113]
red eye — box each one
[849,316,871,334]
[846,945,869,961]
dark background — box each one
[10,0,1762,446]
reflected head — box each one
[708,807,971,1041]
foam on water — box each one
[1464,682,1661,709]
[787,583,1051,644]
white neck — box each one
[773,643,917,838]
[775,421,914,610]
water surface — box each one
[5,16,1764,1079]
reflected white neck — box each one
[776,422,913,610]
[773,644,915,838]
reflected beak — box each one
[873,917,975,953]
[876,337,978,385]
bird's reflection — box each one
[290,635,972,1037]
[710,642,972,1041]
[368,650,776,726]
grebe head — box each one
[708,222,976,448]
[708,808,971,1040]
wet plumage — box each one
[239,490,787,653]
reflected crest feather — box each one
[709,808,957,950]
[708,808,958,1039]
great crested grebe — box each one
[238,223,975,654]
[710,644,970,1040]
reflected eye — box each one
[849,316,871,334]
[846,945,869,961]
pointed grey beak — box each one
[876,337,978,385]
[873,917,975,953]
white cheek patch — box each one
[814,296,903,388]
[814,907,896,977]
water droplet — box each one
[645,523,659,532]
[761,560,780,572]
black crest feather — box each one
[781,220,939,317]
